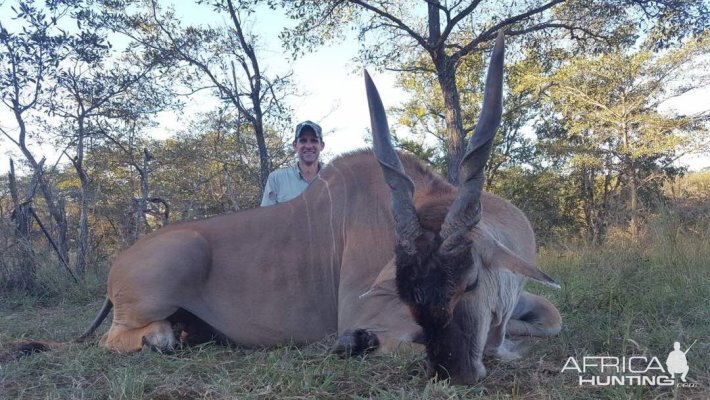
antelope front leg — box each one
[485,318,520,361]
[467,309,493,383]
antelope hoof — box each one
[140,330,176,353]
[332,329,380,357]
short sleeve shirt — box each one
[260,164,317,206]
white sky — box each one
[1,1,708,173]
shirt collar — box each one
[294,162,322,182]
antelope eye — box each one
[464,270,479,293]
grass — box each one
[1,215,708,399]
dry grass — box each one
[1,213,708,399]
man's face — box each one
[293,130,324,165]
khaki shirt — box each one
[260,164,320,206]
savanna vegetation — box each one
[1,0,709,398]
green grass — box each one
[1,217,708,399]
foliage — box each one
[488,166,574,245]
[44,109,292,259]
[393,50,539,187]
[277,1,708,63]
[532,34,710,241]
[666,171,710,200]
[393,26,709,243]
[146,110,292,217]
[0,0,79,287]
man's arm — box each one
[260,173,277,207]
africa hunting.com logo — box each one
[561,340,699,387]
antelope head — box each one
[365,31,559,384]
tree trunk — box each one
[140,149,150,231]
[622,122,640,237]
[129,148,153,244]
[629,164,640,237]
[74,118,90,278]
[17,143,70,266]
[76,190,89,278]
[223,164,241,212]
[597,162,613,240]
[56,197,69,263]
[580,166,603,244]
[253,116,270,195]
[435,56,466,185]
[581,168,594,242]
[8,159,36,290]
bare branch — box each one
[508,22,607,42]
[453,0,565,62]
[438,0,483,46]
[0,126,21,147]
[348,0,430,50]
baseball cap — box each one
[295,120,323,141]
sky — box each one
[1,1,709,173]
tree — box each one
[1,0,74,273]
[393,51,539,187]
[47,16,171,275]
[148,109,291,218]
[74,121,158,251]
[108,0,295,194]
[1,0,182,280]
[83,108,291,249]
[278,0,709,184]
[6,159,39,289]
[534,34,710,240]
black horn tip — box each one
[492,30,505,59]
[364,70,377,96]
[364,69,375,86]
[364,70,385,116]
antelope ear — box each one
[482,239,560,289]
[360,258,398,298]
